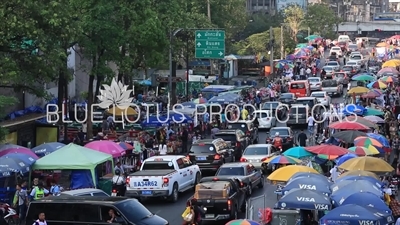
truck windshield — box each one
[115,200,152,222]
[214,134,236,142]
[190,145,216,154]
[217,167,245,176]
[322,81,337,87]
[142,162,174,170]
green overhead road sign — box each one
[195,30,225,59]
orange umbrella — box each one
[354,137,383,148]
[328,121,370,130]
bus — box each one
[201,85,235,99]
[373,12,400,21]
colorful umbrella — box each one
[328,121,369,130]
[338,156,394,172]
[317,154,339,160]
[367,81,387,89]
[344,116,376,128]
[31,142,65,157]
[362,91,380,98]
[118,142,133,150]
[264,155,301,164]
[305,144,350,156]
[193,97,207,104]
[377,67,398,74]
[294,50,307,58]
[296,43,307,48]
[363,108,383,116]
[267,165,318,182]
[283,146,313,158]
[351,75,376,81]
[85,141,126,157]
[286,54,295,60]
[354,137,383,148]
[363,115,384,123]
[366,133,390,147]
[380,76,398,83]
[382,60,399,68]
[226,219,261,225]
[348,146,380,156]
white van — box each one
[338,35,350,43]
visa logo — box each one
[299,184,316,190]
[314,204,328,210]
[359,220,374,225]
[296,197,315,202]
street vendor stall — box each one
[31,143,113,191]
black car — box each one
[279,93,296,105]
[26,196,169,225]
[188,138,234,172]
[262,101,287,120]
[266,127,295,151]
[193,177,246,221]
[214,129,248,160]
[227,121,258,144]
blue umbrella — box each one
[342,104,366,116]
[320,204,393,225]
[282,177,331,195]
[277,188,332,210]
[180,102,196,108]
[31,142,65,157]
[289,172,329,182]
[168,113,192,123]
[208,93,240,104]
[336,153,358,166]
[366,133,390,147]
[341,192,391,213]
[141,116,167,127]
[331,180,382,195]
[336,175,383,188]
[138,79,151,86]
[0,153,37,177]
[331,185,382,207]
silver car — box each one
[241,144,276,171]
[308,77,322,91]
[59,188,109,197]
[322,66,335,79]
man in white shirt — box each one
[307,113,314,135]
[330,165,339,182]
[300,67,305,76]
[305,67,311,76]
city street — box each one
[143,96,345,224]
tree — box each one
[240,13,284,39]
[0,96,17,141]
[304,3,340,38]
[283,4,305,43]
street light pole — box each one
[168,28,183,106]
[280,25,284,59]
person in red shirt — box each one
[272,132,283,150]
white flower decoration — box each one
[97,78,133,109]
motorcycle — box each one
[0,203,18,224]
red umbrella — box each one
[328,121,369,130]
[305,144,350,156]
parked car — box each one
[227,121,258,144]
[240,144,278,173]
[307,77,322,92]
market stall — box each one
[31,143,113,189]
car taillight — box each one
[163,178,169,184]
[126,177,130,186]
[227,200,232,210]
[240,157,247,162]
[240,182,244,187]
[214,154,221,160]
[261,157,267,162]
[112,189,117,193]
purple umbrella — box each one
[0,144,37,158]
[294,50,307,58]
[286,54,295,60]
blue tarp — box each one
[208,93,240,104]
[70,170,95,189]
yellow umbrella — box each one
[338,170,379,179]
[382,60,399,68]
[347,86,369,94]
[338,156,394,172]
[106,107,138,116]
[267,165,318,182]
[376,42,387,47]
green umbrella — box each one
[363,108,384,116]
[352,75,376,81]
[305,35,320,40]
[296,43,307,48]
[283,146,313,158]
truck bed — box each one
[129,169,176,177]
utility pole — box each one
[307,27,310,38]
[280,25,284,59]
[269,26,274,79]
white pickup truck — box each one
[126,155,201,202]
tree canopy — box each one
[304,3,341,39]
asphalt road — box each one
[143,51,355,224]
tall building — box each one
[246,0,275,13]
